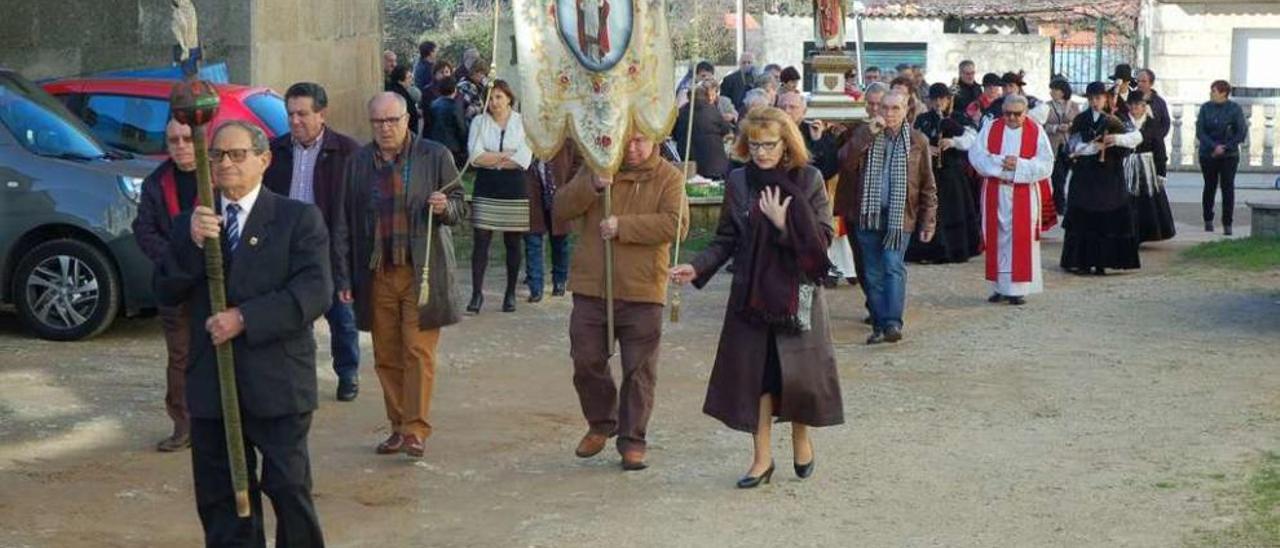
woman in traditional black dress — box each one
[1060,82,1143,275]
[1122,91,1176,243]
[906,83,981,263]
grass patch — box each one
[1181,237,1280,271]
[1189,452,1280,547]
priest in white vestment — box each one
[968,94,1055,305]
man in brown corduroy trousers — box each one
[552,132,687,471]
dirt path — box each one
[1,226,1278,547]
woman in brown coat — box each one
[671,107,844,488]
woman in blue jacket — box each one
[1196,80,1248,235]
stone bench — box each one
[1248,201,1280,237]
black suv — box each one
[0,68,159,340]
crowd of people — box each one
[131,40,1250,544]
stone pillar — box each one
[1171,103,1184,169]
[1264,104,1276,169]
[1241,106,1254,168]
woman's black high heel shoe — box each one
[795,458,815,479]
[466,292,483,314]
[736,461,775,489]
[502,290,517,312]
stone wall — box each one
[760,15,1053,98]
[250,0,383,139]
[0,0,381,140]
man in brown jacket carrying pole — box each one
[553,132,687,471]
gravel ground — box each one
[0,211,1277,547]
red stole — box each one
[983,120,1052,283]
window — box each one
[0,73,105,160]
[1233,29,1280,89]
[243,92,289,137]
[82,94,170,156]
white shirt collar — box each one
[222,183,263,223]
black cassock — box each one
[1060,111,1141,272]
[906,110,982,263]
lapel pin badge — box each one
[249,236,259,247]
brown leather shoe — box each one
[155,433,190,452]
[575,433,608,458]
[402,434,426,458]
[621,449,648,471]
[376,433,404,455]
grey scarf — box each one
[859,127,911,250]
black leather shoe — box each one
[883,325,903,343]
[1224,225,1233,236]
[1205,221,1214,232]
[527,292,543,304]
[336,378,359,402]
[1007,296,1027,306]
[737,461,775,489]
[466,293,483,314]
[502,291,517,312]
[552,283,567,297]
[988,292,1004,303]
[795,458,815,479]
[1093,267,1107,276]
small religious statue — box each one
[814,0,846,51]
[577,0,612,62]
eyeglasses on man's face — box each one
[369,114,406,127]
[208,148,256,163]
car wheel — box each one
[12,239,121,341]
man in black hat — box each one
[1108,63,1136,117]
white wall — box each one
[761,14,1053,97]
[1149,1,1280,100]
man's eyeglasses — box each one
[747,140,781,153]
[167,135,194,145]
[1004,111,1027,119]
[208,148,257,163]
[369,114,406,127]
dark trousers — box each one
[1201,155,1240,227]
[569,295,663,453]
[472,229,522,296]
[523,233,569,295]
[159,304,190,437]
[323,298,359,382]
[849,225,871,315]
[191,413,324,548]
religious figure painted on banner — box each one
[556,0,633,72]
[813,0,846,50]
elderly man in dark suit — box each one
[157,120,331,547]
[264,82,362,402]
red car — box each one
[42,78,289,158]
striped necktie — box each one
[224,203,241,253]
